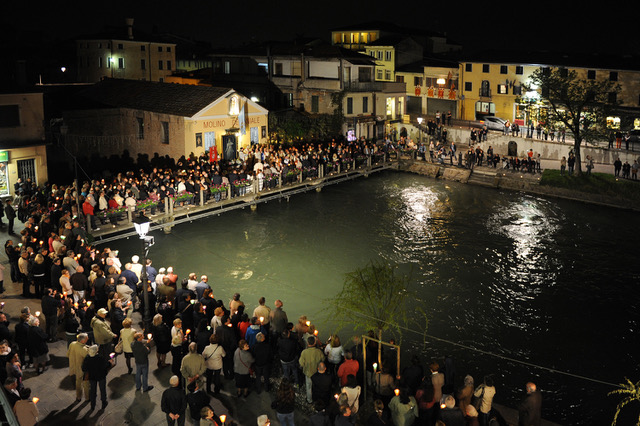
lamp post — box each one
[133,213,155,332]
[417,116,423,143]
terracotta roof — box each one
[76,79,233,117]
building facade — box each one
[0,92,49,197]
[59,79,268,162]
[75,19,177,83]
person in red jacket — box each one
[337,350,359,387]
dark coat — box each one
[161,386,187,416]
[27,325,48,358]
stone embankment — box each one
[401,160,640,212]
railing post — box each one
[278,173,282,188]
[164,197,169,217]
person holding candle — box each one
[81,344,114,411]
[131,332,154,392]
[12,387,38,426]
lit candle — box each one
[86,301,92,307]
[32,397,39,404]
[305,320,310,327]
[334,394,339,400]
[185,329,191,335]
[109,353,116,359]
[440,403,446,409]
[259,316,264,323]
[35,311,41,317]
[74,302,79,309]
[219,415,226,424]
[394,388,400,396]
[313,329,318,336]
[373,363,377,372]
[147,333,152,340]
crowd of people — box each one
[0,134,550,425]
[0,222,543,426]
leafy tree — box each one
[327,260,428,366]
[526,67,620,174]
[609,377,640,425]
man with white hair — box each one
[67,333,90,401]
[517,382,542,426]
[161,375,187,426]
[81,344,114,411]
[130,255,143,279]
[195,275,209,301]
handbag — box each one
[114,338,123,354]
[471,385,485,411]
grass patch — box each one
[540,169,640,201]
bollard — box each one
[199,188,204,206]
[86,214,92,233]
[127,207,133,223]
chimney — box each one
[125,18,134,40]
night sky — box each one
[3,1,639,55]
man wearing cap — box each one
[162,375,187,426]
[67,333,90,401]
[517,382,542,426]
[299,336,325,404]
[91,308,116,358]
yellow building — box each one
[60,79,268,161]
[0,92,49,197]
[458,51,640,129]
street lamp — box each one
[134,213,155,332]
[417,116,423,143]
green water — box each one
[103,171,639,425]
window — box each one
[98,57,103,68]
[587,70,596,79]
[560,68,568,78]
[311,95,319,113]
[136,118,144,139]
[395,75,404,83]
[0,105,20,127]
[376,69,383,80]
[500,65,508,74]
[167,60,172,71]
[107,57,111,68]
[140,59,146,70]
[161,121,169,144]
[515,66,524,75]
[513,85,522,96]
[465,82,472,92]
[363,96,369,113]
[158,46,163,52]
[377,51,383,60]
[118,43,123,50]
[158,61,163,70]
[610,71,618,81]
[385,50,392,61]
[346,97,353,114]
[465,63,472,72]
[167,47,171,52]
[608,92,617,103]
[414,76,422,86]
[224,61,230,74]
[118,58,124,69]
[274,63,283,75]
[141,45,145,51]
[482,64,490,73]
[358,67,371,82]
[385,70,391,80]
[497,84,508,94]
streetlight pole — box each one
[417,117,423,143]
[134,213,155,332]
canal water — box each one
[103,171,639,425]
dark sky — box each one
[4,1,639,55]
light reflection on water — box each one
[104,172,638,425]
